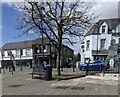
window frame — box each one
[86,40,90,50]
[100,39,106,49]
[16,49,20,57]
[102,26,106,34]
[26,48,32,56]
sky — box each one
[0,1,119,54]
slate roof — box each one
[85,18,120,36]
[33,37,51,45]
[1,40,33,50]
[1,38,73,51]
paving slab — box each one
[1,67,119,95]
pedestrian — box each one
[86,58,90,75]
[8,51,16,75]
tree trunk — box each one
[57,50,61,76]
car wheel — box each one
[81,67,85,71]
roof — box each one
[85,18,120,36]
[1,40,33,50]
[33,38,74,51]
[33,37,50,45]
[1,38,74,51]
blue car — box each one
[79,60,105,71]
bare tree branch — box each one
[14,0,97,76]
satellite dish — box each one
[111,39,116,45]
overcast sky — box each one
[1,1,119,54]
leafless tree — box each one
[14,0,96,76]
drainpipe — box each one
[96,33,99,60]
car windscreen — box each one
[93,61,102,63]
[90,60,102,64]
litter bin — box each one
[44,66,52,81]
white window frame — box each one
[100,39,106,49]
[102,26,106,34]
[16,49,20,57]
[26,48,31,56]
[86,40,90,50]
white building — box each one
[0,38,74,68]
[81,18,120,63]
[0,40,33,67]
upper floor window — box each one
[37,46,42,54]
[16,50,20,57]
[86,40,90,50]
[43,46,47,53]
[26,49,31,56]
[102,26,106,34]
[100,39,106,49]
[1,51,5,57]
[51,46,56,52]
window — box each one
[37,46,42,54]
[102,26,106,34]
[7,51,13,57]
[100,39,106,49]
[86,40,90,50]
[119,38,120,43]
[1,51,5,57]
[51,46,55,52]
[26,49,31,56]
[43,45,47,53]
[16,50,20,57]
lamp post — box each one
[81,45,85,64]
[1,51,5,73]
[40,5,45,68]
[20,49,23,71]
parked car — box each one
[79,60,106,71]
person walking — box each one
[8,51,15,75]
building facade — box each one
[81,18,120,63]
[0,38,74,68]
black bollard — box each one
[86,63,89,75]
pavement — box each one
[1,67,119,96]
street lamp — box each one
[20,49,23,71]
[81,45,85,64]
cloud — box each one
[28,30,35,34]
[2,1,119,19]
[69,2,119,53]
[92,2,118,20]
[1,1,119,54]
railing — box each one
[92,50,109,55]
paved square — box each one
[1,67,119,95]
